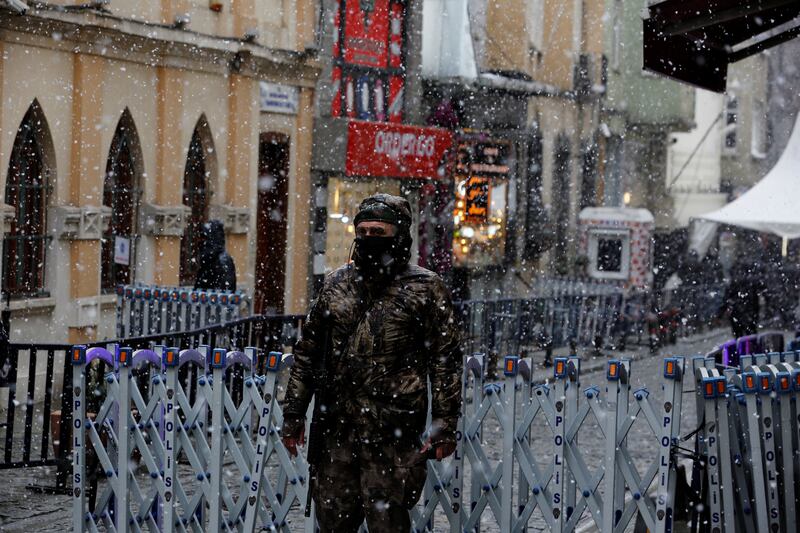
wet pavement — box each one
[0,329,729,532]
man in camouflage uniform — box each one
[281,193,463,532]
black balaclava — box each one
[352,193,413,280]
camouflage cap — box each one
[353,193,412,229]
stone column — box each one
[225,73,256,286]
[284,87,315,314]
[232,0,257,39]
[161,0,188,26]
[153,66,187,286]
[67,54,107,343]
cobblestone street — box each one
[0,330,727,532]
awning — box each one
[643,0,800,92]
[696,113,800,238]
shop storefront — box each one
[451,138,513,268]
[311,118,454,281]
[311,0,465,288]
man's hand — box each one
[420,438,457,461]
[281,417,306,457]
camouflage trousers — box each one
[312,427,427,532]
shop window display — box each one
[453,179,507,266]
[451,140,511,267]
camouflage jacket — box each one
[282,262,463,444]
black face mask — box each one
[353,236,397,276]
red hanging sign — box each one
[345,120,453,179]
[343,0,390,68]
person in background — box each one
[724,255,764,339]
[194,219,236,292]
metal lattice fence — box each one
[69,345,693,533]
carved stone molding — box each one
[209,204,251,234]
[49,205,112,240]
[67,296,101,329]
[140,203,191,236]
[0,204,15,235]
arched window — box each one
[102,110,142,292]
[179,123,212,286]
[3,102,53,297]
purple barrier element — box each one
[281,353,295,369]
[86,347,115,367]
[720,339,738,367]
[179,349,206,368]
[132,349,160,368]
[706,346,723,366]
[736,335,760,357]
[757,331,784,353]
[224,351,252,371]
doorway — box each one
[255,133,290,314]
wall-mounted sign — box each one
[456,141,511,177]
[464,176,490,223]
[259,82,299,115]
[114,236,131,266]
[345,120,453,179]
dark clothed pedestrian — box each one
[194,219,236,292]
[281,193,463,533]
[724,258,763,339]
[700,249,724,287]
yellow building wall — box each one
[484,0,531,73]
[43,0,310,52]
[583,0,604,56]
[539,0,577,89]
[0,43,73,206]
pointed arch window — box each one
[3,103,53,297]
[102,111,142,292]
[180,127,212,286]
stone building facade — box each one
[0,0,320,343]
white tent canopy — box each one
[697,113,800,238]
